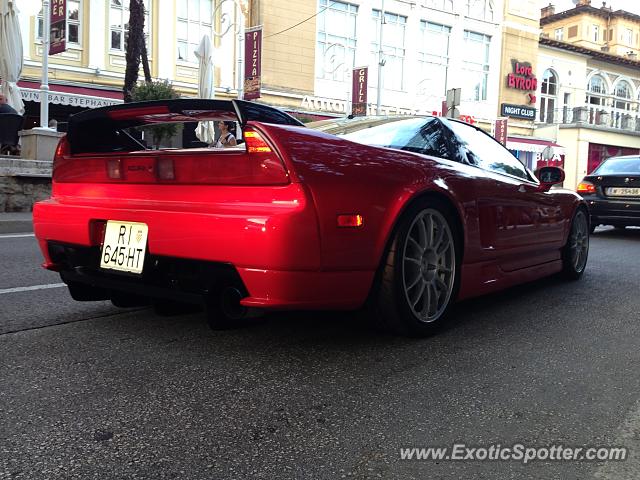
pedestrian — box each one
[213,121,237,148]
[0,94,18,114]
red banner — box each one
[49,0,67,55]
[244,27,262,100]
[351,67,368,116]
[494,118,508,146]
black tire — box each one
[371,198,461,337]
[562,208,589,280]
[589,222,597,234]
[613,225,626,230]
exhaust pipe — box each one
[219,286,263,320]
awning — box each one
[17,80,123,109]
[506,136,565,155]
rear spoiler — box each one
[66,99,304,154]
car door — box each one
[443,120,565,268]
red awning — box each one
[506,136,565,154]
[17,80,123,99]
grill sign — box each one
[352,67,368,116]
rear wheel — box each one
[562,208,589,280]
[372,199,461,337]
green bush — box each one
[131,79,180,148]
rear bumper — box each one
[34,194,373,310]
[583,195,640,226]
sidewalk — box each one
[0,212,33,234]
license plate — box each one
[100,221,149,274]
[607,187,640,197]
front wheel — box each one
[562,208,589,280]
[372,199,461,337]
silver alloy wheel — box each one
[569,210,589,273]
[401,208,456,323]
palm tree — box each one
[123,0,152,102]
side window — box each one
[444,120,532,181]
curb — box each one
[0,214,34,234]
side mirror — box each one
[535,166,565,191]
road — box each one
[1,227,639,479]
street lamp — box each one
[212,0,246,100]
[22,0,50,128]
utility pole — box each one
[376,0,385,115]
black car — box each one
[578,155,640,232]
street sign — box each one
[494,117,508,145]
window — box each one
[554,28,563,41]
[339,117,451,159]
[445,120,531,181]
[593,25,599,42]
[539,69,558,124]
[37,0,82,45]
[423,0,454,11]
[110,0,151,53]
[462,31,491,101]
[568,25,578,38]
[371,10,407,91]
[176,0,213,62]
[586,74,608,125]
[466,0,494,22]
[417,22,451,96]
[316,0,358,82]
[623,28,634,46]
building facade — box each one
[536,2,640,189]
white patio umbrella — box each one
[194,35,215,144]
[0,0,24,115]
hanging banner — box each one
[494,117,508,146]
[244,26,262,100]
[351,67,368,116]
[50,0,67,55]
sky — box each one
[545,0,640,15]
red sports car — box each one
[33,99,589,336]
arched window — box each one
[539,69,558,123]
[612,80,633,128]
[586,75,608,124]
[466,0,494,22]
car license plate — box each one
[607,187,640,197]
[100,221,149,274]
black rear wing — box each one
[66,99,304,154]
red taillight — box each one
[106,159,123,179]
[52,135,70,180]
[156,157,175,180]
[576,181,596,194]
[244,130,272,153]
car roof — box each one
[306,115,435,135]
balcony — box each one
[538,105,640,134]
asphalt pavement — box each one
[1,224,639,479]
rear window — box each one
[593,157,640,175]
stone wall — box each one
[0,157,53,213]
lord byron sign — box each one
[506,60,537,104]
[351,67,368,116]
[244,26,262,100]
